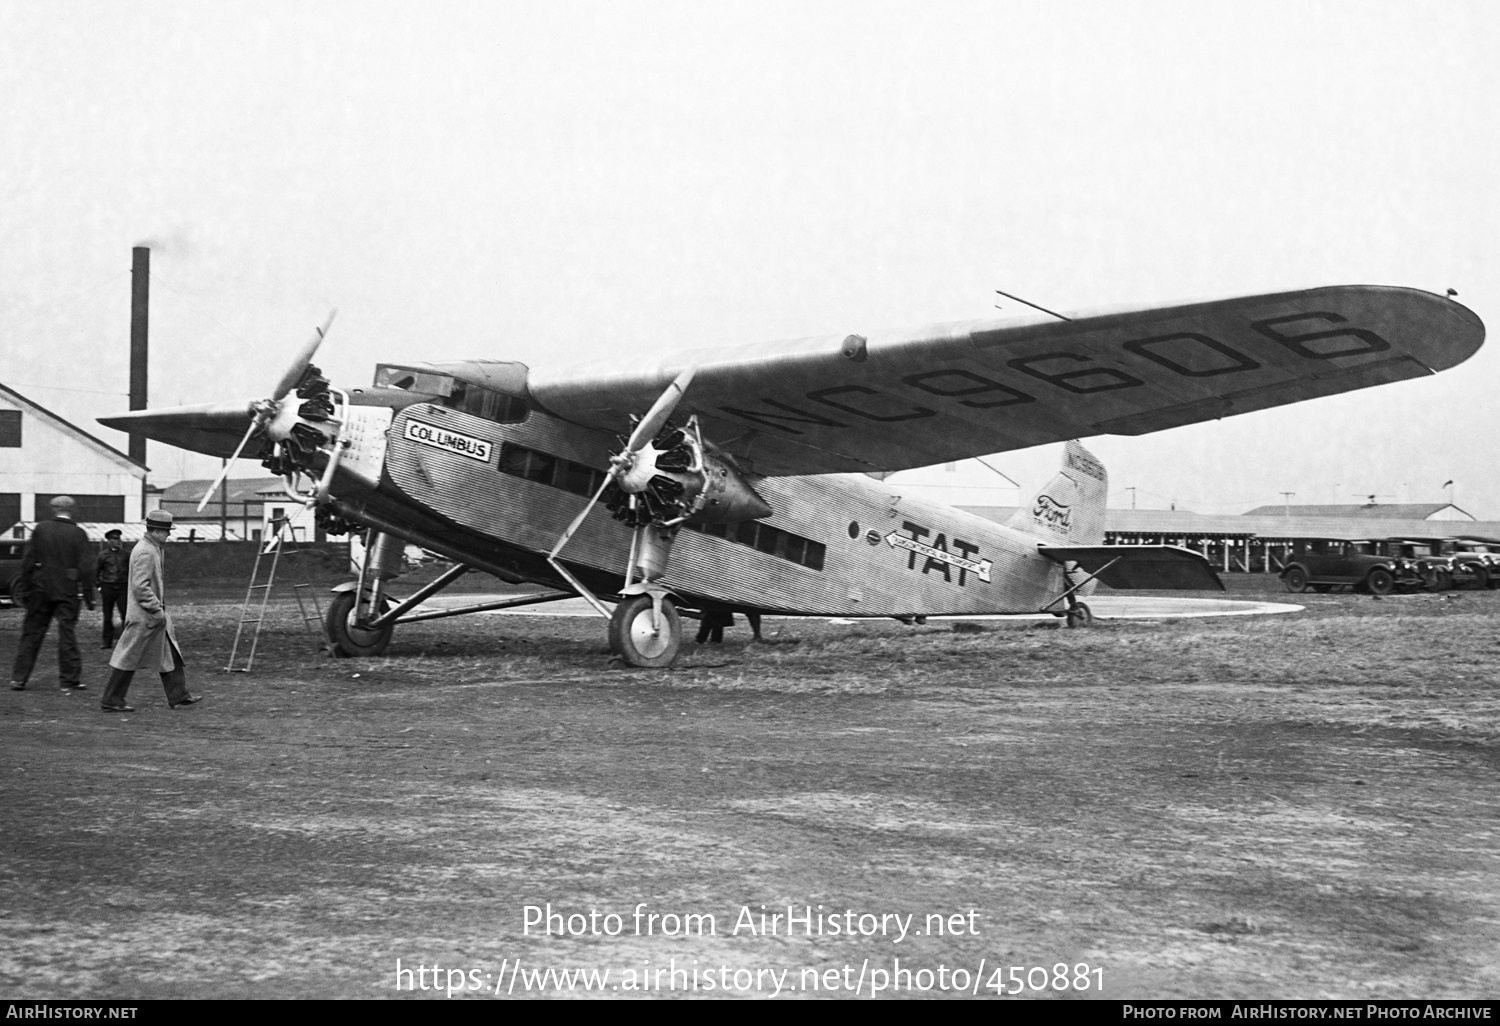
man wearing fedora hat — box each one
[99,510,201,712]
[10,495,95,692]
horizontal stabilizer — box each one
[1039,545,1224,591]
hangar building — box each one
[961,504,1500,574]
[0,384,147,530]
[1241,502,1473,521]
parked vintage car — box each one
[1390,537,1500,590]
[1452,540,1500,589]
[1280,539,1427,595]
[0,537,25,606]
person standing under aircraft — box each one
[99,511,201,712]
[694,607,765,644]
[695,607,734,644]
[95,528,129,649]
[10,495,95,692]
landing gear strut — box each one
[1042,558,1109,629]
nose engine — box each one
[258,366,340,477]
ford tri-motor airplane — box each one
[101,286,1484,666]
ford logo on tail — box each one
[1032,494,1072,533]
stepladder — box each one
[225,516,326,672]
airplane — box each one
[99,285,1484,666]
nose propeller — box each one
[194,311,337,511]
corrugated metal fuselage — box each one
[336,401,1078,617]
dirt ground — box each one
[1,578,1497,1000]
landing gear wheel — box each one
[609,594,681,667]
[1283,567,1309,593]
[1065,602,1093,629]
[1366,568,1395,596]
[326,590,394,658]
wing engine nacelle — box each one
[606,420,772,528]
[689,453,774,524]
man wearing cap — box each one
[99,510,201,712]
[10,496,96,692]
[95,528,129,649]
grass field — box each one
[1,581,1496,999]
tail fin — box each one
[1006,440,1108,544]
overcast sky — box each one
[3,0,1496,514]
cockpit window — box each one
[375,364,528,423]
[374,365,455,395]
[446,380,528,423]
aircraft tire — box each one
[1064,602,1092,629]
[609,594,681,667]
[1366,568,1395,596]
[326,590,394,658]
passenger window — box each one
[498,446,530,478]
[524,451,557,486]
[558,462,598,497]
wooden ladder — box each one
[225,516,322,671]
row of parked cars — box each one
[1280,537,1500,595]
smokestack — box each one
[129,246,149,465]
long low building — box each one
[960,506,1500,573]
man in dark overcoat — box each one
[10,495,95,692]
[99,510,201,712]
[95,528,129,649]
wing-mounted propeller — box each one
[604,418,772,528]
[605,422,699,528]
[546,367,766,668]
[194,312,339,512]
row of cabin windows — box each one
[497,443,607,498]
[682,519,826,571]
[495,442,824,572]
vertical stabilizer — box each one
[1006,440,1108,544]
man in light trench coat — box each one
[99,510,202,713]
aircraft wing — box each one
[96,400,256,460]
[527,286,1483,476]
[1038,545,1225,591]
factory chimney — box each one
[129,246,149,466]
